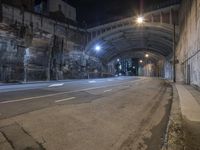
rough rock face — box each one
[0,24,107,82]
[0,23,24,82]
[0,3,108,82]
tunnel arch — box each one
[107,49,165,63]
[85,22,179,63]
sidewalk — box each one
[176,84,200,122]
[175,84,200,149]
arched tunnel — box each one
[1,1,200,149]
[85,22,178,78]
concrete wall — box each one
[0,3,107,82]
[48,0,76,21]
[2,3,80,38]
[176,0,200,87]
[0,25,24,82]
[164,60,172,80]
[139,63,157,77]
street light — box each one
[95,45,101,52]
[145,54,149,58]
[173,23,176,83]
[136,16,144,24]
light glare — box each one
[119,65,122,70]
[95,45,101,51]
[137,16,144,24]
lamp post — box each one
[173,23,176,82]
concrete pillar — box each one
[160,12,163,24]
[151,15,154,23]
[170,8,172,25]
[0,0,2,22]
[176,62,184,84]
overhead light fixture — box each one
[136,16,144,24]
[145,54,149,58]
[119,65,122,70]
[139,60,143,63]
[95,45,101,51]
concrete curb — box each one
[162,83,184,150]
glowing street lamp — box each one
[119,65,122,70]
[95,45,101,51]
[145,54,149,58]
[136,16,144,24]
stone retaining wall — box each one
[176,0,200,87]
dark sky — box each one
[67,0,177,27]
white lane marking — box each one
[107,79,113,81]
[89,80,96,83]
[0,79,142,104]
[55,97,76,103]
[104,89,112,93]
[48,83,64,87]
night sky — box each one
[67,0,171,27]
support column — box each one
[170,8,172,25]
[0,0,2,22]
[160,12,163,24]
[151,15,154,23]
[173,23,176,82]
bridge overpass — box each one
[0,1,200,149]
[86,4,179,61]
[0,1,199,88]
[84,4,179,78]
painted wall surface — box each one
[176,0,200,87]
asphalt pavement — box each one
[0,77,173,150]
[0,77,140,119]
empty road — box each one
[0,77,173,150]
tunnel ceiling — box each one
[86,23,179,63]
[108,50,164,63]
